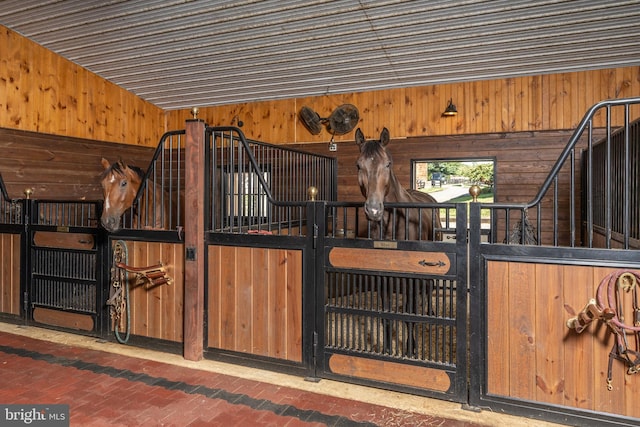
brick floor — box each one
[0,330,482,427]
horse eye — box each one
[386,162,391,168]
[120,180,127,188]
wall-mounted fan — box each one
[299,104,360,136]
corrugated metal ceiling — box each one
[1,0,639,110]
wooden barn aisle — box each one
[0,323,561,426]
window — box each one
[411,158,495,203]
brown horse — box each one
[99,158,170,232]
[355,128,442,356]
[356,127,441,241]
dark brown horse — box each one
[356,127,441,241]
[99,158,171,232]
[355,127,442,356]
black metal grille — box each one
[325,203,450,241]
[31,247,98,314]
[0,174,23,225]
[31,248,97,280]
[124,130,186,231]
[589,118,640,243]
[31,278,97,313]
[482,97,640,248]
[205,127,337,234]
[34,200,99,228]
[325,271,457,365]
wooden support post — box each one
[183,118,206,361]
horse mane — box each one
[100,160,145,180]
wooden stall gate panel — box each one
[207,245,303,362]
[486,261,640,420]
[0,233,21,316]
[321,243,465,400]
[114,240,184,342]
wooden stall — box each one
[486,262,640,419]
[207,245,303,362]
[0,98,639,426]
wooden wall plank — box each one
[130,241,148,337]
[11,233,20,314]
[329,354,451,391]
[534,264,564,405]
[271,249,287,359]
[508,262,537,400]
[562,266,595,410]
[219,246,237,350]
[486,260,510,395]
[252,247,269,356]
[0,234,20,315]
[146,242,161,339]
[163,242,183,341]
[236,246,253,353]
[405,87,418,136]
[285,249,302,361]
[207,245,221,348]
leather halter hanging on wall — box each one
[567,270,640,390]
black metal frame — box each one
[23,198,108,336]
[123,130,186,232]
[311,201,469,402]
[199,126,336,378]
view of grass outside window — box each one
[412,158,495,222]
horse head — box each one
[99,158,143,232]
[355,128,393,222]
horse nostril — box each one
[364,202,383,221]
[101,216,120,232]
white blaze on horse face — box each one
[101,171,128,232]
[103,174,116,212]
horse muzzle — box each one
[101,215,121,232]
[364,201,384,222]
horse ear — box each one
[380,128,390,146]
[101,158,111,170]
[355,128,365,147]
